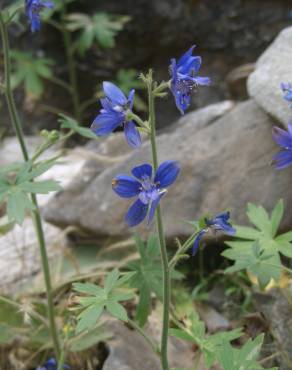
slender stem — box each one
[0,13,60,358]
[128,319,160,356]
[60,4,81,123]
[199,245,204,280]
[169,230,198,269]
[147,70,170,370]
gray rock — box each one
[253,288,292,369]
[104,315,196,370]
[44,99,292,242]
[0,218,64,294]
[248,27,292,127]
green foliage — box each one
[66,12,130,55]
[1,0,23,24]
[59,114,97,139]
[126,234,182,327]
[73,270,134,333]
[169,311,242,368]
[67,321,111,352]
[217,334,277,370]
[223,200,292,288]
[11,50,54,98]
[0,160,61,224]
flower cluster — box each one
[281,82,292,107]
[25,0,53,32]
[192,212,236,255]
[272,83,292,170]
[36,358,69,370]
[91,82,141,148]
[112,161,180,226]
[272,123,292,169]
[169,45,211,114]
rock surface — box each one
[0,218,63,294]
[253,287,292,369]
[248,26,292,127]
[104,316,198,370]
[44,99,292,241]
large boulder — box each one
[43,99,292,241]
[248,27,292,127]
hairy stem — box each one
[147,70,170,370]
[0,13,60,358]
[60,3,81,123]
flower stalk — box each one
[0,11,60,358]
[146,70,170,370]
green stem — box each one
[60,4,81,123]
[169,230,198,269]
[147,70,170,370]
[0,13,60,358]
[128,319,160,356]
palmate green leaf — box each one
[223,200,290,288]
[170,311,243,369]
[7,191,35,224]
[106,301,128,322]
[18,180,62,194]
[218,334,278,370]
[76,304,103,334]
[66,12,129,55]
[11,50,54,98]
[246,203,272,236]
[73,270,133,333]
[59,114,97,139]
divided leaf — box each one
[223,200,291,287]
[73,270,134,333]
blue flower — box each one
[112,161,180,227]
[281,82,292,107]
[25,0,54,32]
[192,211,235,255]
[91,82,141,148]
[272,123,292,169]
[169,45,211,114]
[36,358,69,370]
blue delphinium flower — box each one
[192,211,235,255]
[169,45,211,114]
[25,0,54,32]
[272,123,292,169]
[91,82,141,148]
[281,82,292,107]
[112,161,180,227]
[36,358,69,370]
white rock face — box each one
[248,26,292,127]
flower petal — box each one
[154,160,180,188]
[147,192,165,225]
[128,89,135,109]
[91,113,122,136]
[103,82,127,105]
[131,163,152,180]
[194,76,211,86]
[273,150,292,170]
[272,126,292,149]
[177,45,196,67]
[192,230,206,256]
[125,199,148,227]
[112,175,141,198]
[124,121,142,148]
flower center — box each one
[139,177,160,204]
